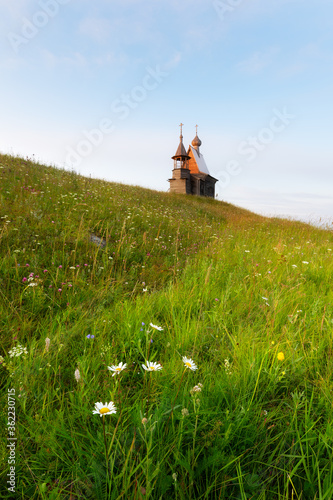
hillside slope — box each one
[1,154,333,499]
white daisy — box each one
[107,362,127,377]
[149,323,163,331]
[92,401,117,417]
[142,360,163,371]
[182,356,198,371]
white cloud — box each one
[78,17,112,43]
[236,47,280,74]
[0,0,32,17]
[40,49,87,69]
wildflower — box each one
[28,283,38,287]
[262,297,268,301]
[302,261,309,264]
[182,356,197,371]
[92,401,117,417]
[107,362,127,376]
[172,473,178,482]
[69,266,75,270]
[224,358,232,375]
[86,334,95,339]
[142,417,148,425]
[143,288,148,292]
[181,408,189,417]
[190,385,202,394]
[74,368,81,382]
[59,265,62,269]
[22,277,27,282]
[142,360,162,371]
[277,352,285,361]
[149,323,163,331]
[8,345,28,358]
[45,338,50,352]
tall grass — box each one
[1,154,333,499]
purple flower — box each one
[58,288,62,292]
[59,265,62,269]
[22,277,27,282]
[86,334,95,339]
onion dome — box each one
[192,134,202,148]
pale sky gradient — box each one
[1,0,332,225]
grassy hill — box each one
[1,153,333,499]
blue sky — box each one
[1,0,332,224]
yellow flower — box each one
[277,352,285,361]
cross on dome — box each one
[192,125,202,150]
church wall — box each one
[204,179,215,198]
[169,178,191,194]
[187,152,200,174]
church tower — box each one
[168,124,218,197]
[168,123,192,194]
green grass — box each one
[1,153,333,499]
